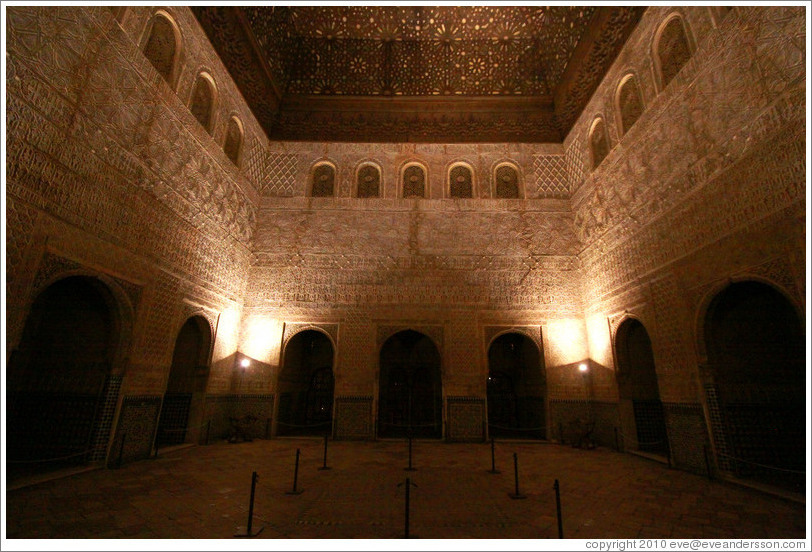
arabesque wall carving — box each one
[5,6,805,477]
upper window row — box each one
[140,10,244,168]
[589,13,694,171]
[309,161,524,199]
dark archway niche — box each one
[486,332,546,439]
[277,330,335,436]
[378,330,442,439]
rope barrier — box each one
[159,418,217,433]
[378,421,439,429]
[717,452,806,474]
[275,420,332,428]
[487,422,546,432]
[7,448,94,464]
[613,427,667,447]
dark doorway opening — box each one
[704,281,805,491]
[7,276,119,480]
[486,332,546,439]
[156,316,211,448]
[378,330,442,439]
[277,330,335,436]
[615,319,670,457]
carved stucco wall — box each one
[5,6,267,398]
[241,6,805,442]
[257,142,568,200]
[565,6,805,406]
[244,188,585,401]
[5,6,805,450]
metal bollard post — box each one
[405,477,411,538]
[397,477,418,538]
[286,448,304,495]
[554,479,564,538]
[487,437,500,474]
[234,471,264,536]
[319,433,331,471]
[508,452,526,499]
[703,444,713,481]
[115,432,127,469]
[405,435,416,471]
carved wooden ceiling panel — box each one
[192,6,645,143]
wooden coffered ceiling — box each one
[192,6,645,143]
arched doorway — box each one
[704,281,805,490]
[378,330,442,439]
[615,319,669,456]
[487,333,546,439]
[276,330,335,436]
[7,276,120,479]
[156,316,212,448]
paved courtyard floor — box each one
[3,437,808,543]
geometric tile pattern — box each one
[532,154,569,198]
[256,152,299,197]
[565,140,586,194]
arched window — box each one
[655,15,693,90]
[448,164,473,198]
[402,164,426,199]
[189,73,216,135]
[142,12,181,88]
[589,118,610,170]
[356,163,381,198]
[223,116,244,167]
[494,163,520,199]
[311,162,336,197]
[616,75,645,137]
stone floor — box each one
[3,438,808,541]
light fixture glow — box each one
[240,358,251,368]
[578,363,589,373]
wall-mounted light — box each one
[240,358,251,369]
[578,363,589,373]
